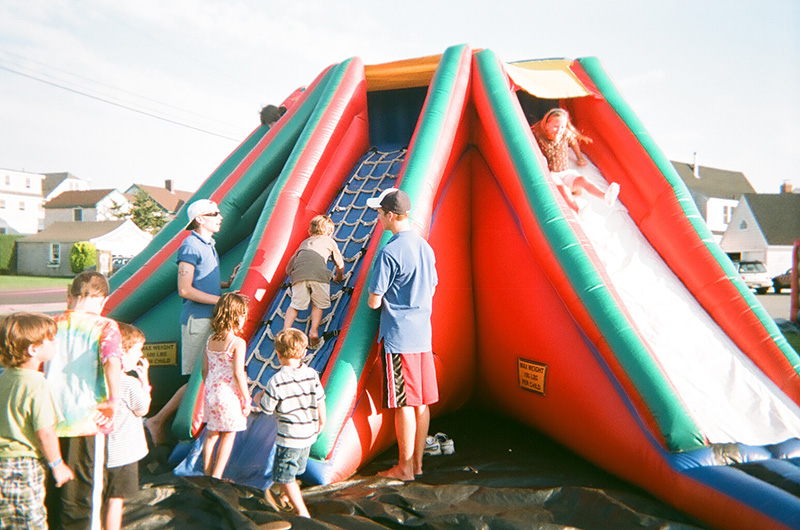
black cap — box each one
[366,188,411,215]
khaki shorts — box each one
[290,280,331,311]
[181,316,212,375]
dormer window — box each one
[739,220,748,230]
[74,208,83,221]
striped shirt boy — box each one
[259,364,325,449]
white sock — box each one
[605,182,620,207]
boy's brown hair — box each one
[273,328,308,359]
[117,322,145,352]
[0,313,57,368]
[69,271,110,298]
[308,215,334,236]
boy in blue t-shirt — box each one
[366,188,438,482]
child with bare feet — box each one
[284,215,344,347]
[255,329,325,518]
[531,108,620,215]
[201,293,251,479]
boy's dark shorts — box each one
[105,462,139,499]
[272,445,310,484]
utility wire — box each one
[1,50,247,132]
[0,64,242,142]
[75,0,265,98]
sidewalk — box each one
[0,302,66,316]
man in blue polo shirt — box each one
[367,188,438,481]
[146,199,236,445]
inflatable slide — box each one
[107,45,800,530]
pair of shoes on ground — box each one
[424,432,454,456]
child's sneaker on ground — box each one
[424,435,441,456]
[434,433,454,455]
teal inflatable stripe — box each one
[312,45,470,459]
[109,126,266,292]
[107,72,333,324]
[474,49,704,451]
[577,56,800,376]
[233,59,356,285]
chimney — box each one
[780,181,793,194]
[165,179,173,192]
[692,152,700,178]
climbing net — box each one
[246,147,407,393]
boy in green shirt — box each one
[0,312,74,529]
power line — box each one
[0,64,242,142]
[1,50,248,132]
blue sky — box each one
[1,0,797,193]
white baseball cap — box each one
[185,199,219,229]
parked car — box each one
[772,269,793,293]
[735,261,773,294]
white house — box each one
[0,169,46,235]
[720,193,800,277]
[42,172,90,201]
[16,220,151,277]
[43,189,130,228]
[672,158,756,243]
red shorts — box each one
[382,349,439,408]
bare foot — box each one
[378,465,415,481]
[145,418,166,446]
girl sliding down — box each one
[201,293,251,479]
[531,108,620,214]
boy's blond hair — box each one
[274,328,308,359]
[0,313,57,368]
[69,271,110,298]
[308,215,334,236]
[117,322,145,352]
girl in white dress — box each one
[201,293,250,478]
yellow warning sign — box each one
[518,358,547,395]
[142,342,178,366]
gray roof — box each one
[20,221,127,243]
[671,161,756,201]
[742,193,800,245]
[42,172,82,197]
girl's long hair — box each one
[211,293,248,340]
[535,107,592,144]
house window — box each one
[4,175,9,185]
[0,199,5,208]
[49,243,61,267]
[73,208,83,221]
[723,205,733,224]
[25,177,31,188]
[739,220,748,230]
[0,228,6,234]
[19,202,25,211]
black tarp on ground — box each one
[122,409,708,530]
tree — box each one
[70,241,97,274]
[130,189,167,234]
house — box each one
[42,172,90,201]
[43,189,130,228]
[0,168,46,235]
[16,220,151,277]
[720,192,800,277]
[672,157,756,243]
[125,180,193,218]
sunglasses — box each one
[203,211,221,217]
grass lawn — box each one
[0,275,72,291]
